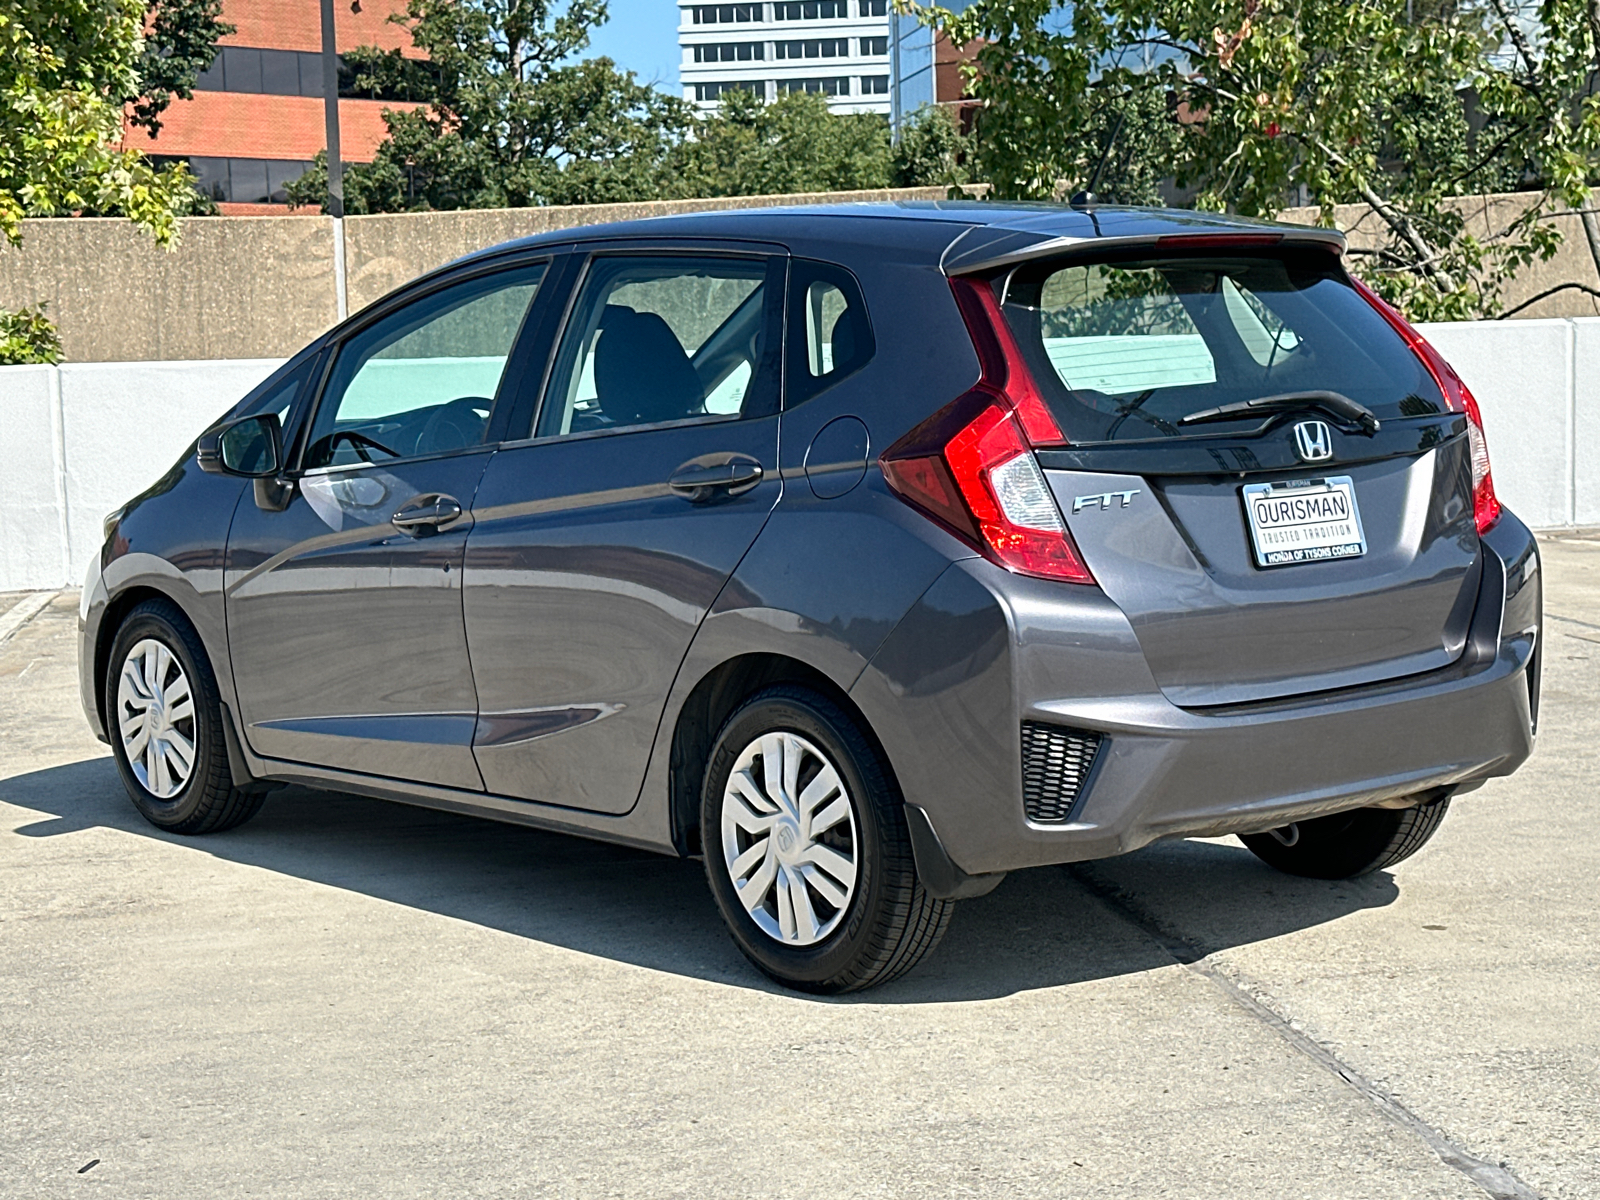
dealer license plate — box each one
[1242,476,1367,568]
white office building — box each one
[679,0,892,117]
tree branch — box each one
[1495,281,1600,318]
[1308,135,1457,293]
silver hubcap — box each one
[721,732,859,946]
[117,638,196,800]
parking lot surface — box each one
[2,534,1597,1199]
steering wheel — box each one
[418,396,493,456]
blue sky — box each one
[584,0,682,90]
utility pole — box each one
[320,0,349,319]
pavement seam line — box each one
[0,592,57,647]
[1067,864,1542,1200]
[1546,610,1600,634]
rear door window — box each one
[532,255,777,439]
[787,258,874,406]
[1003,252,1440,442]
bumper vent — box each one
[1021,721,1103,824]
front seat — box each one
[594,305,705,426]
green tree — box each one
[891,102,974,189]
[287,0,691,212]
[128,0,233,136]
[917,0,1561,318]
[1,0,197,244]
[1470,0,1600,310]
[665,89,892,197]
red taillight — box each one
[879,278,1096,585]
[1352,278,1501,535]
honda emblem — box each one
[1293,420,1333,463]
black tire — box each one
[1240,793,1452,880]
[701,685,953,994]
[105,598,266,835]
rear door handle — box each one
[391,493,463,535]
[669,458,764,502]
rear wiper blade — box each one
[1178,390,1381,435]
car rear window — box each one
[1001,251,1444,443]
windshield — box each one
[1001,251,1443,443]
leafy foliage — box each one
[128,0,233,136]
[0,0,197,245]
[287,0,691,211]
[285,0,974,212]
[0,302,62,364]
[664,90,890,198]
[916,0,1569,318]
[1470,1,1600,311]
[890,101,974,189]
[662,94,974,196]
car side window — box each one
[302,263,546,470]
[532,254,775,439]
[786,257,874,406]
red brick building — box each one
[122,0,423,214]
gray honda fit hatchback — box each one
[81,203,1541,992]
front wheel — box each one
[1240,793,1452,880]
[106,599,266,835]
[701,686,952,993]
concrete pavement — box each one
[1,534,1596,1199]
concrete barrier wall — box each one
[0,188,951,364]
[0,319,1593,592]
[340,187,953,312]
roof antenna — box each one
[1069,107,1127,209]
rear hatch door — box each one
[1004,244,1481,707]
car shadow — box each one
[4,755,1400,1004]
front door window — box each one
[304,263,546,470]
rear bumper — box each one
[851,510,1541,879]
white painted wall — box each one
[0,323,1595,593]
[1419,320,1580,531]
[0,358,283,591]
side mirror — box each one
[197,413,283,478]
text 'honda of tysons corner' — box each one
[82,202,1541,993]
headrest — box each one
[593,305,704,427]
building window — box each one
[776,38,849,59]
[860,36,887,55]
[778,76,849,96]
[860,74,889,94]
[192,45,432,101]
[773,1,847,19]
[181,157,313,204]
[693,41,766,61]
[860,0,887,13]
[196,46,320,96]
[695,80,764,100]
[693,4,761,23]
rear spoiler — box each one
[940,224,1347,277]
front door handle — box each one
[391,493,463,535]
[668,457,764,503]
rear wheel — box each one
[106,599,266,835]
[701,686,952,993]
[1240,793,1452,880]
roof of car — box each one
[456,201,1344,274]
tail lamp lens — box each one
[879,279,1095,585]
[1352,278,1501,535]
